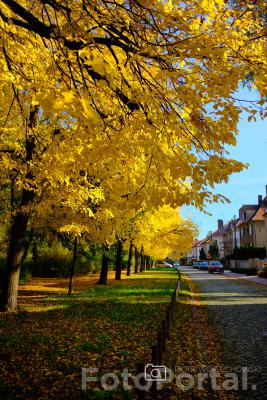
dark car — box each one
[199,261,209,270]
[208,261,224,274]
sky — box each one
[182,87,267,239]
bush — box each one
[230,267,257,276]
[258,265,267,279]
[30,242,73,277]
[258,270,267,278]
[229,246,266,260]
[0,238,106,280]
[29,240,95,278]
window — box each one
[248,224,252,235]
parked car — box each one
[199,261,209,270]
[193,261,200,269]
[163,261,173,268]
[156,261,173,268]
[173,262,180,268]
[208,261,224,274]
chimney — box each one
[258,195,263,204]
[218,219,223,229]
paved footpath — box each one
[224,270,267,287]
[180,267,267,400]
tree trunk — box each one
[68,236,78,295]
[127,240,133,277]
[115,239,123,280]
[140,246,144,272]
[0,195,34,311]
[0,105,39,312]
[134,247,139,273]
[146,256,149,270]
[98,246,109,285]
[20,228,34,270]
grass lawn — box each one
[0,269,178,399]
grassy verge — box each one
[0,269,178,400]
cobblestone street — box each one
[181,267,267,400]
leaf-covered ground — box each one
[159,273,239,400]
[0,269,178,399]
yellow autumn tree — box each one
[135,205,198,261]
[0,0,266,311]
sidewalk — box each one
[224,270,267,286]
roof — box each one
[212,227,225,237]
[236,220,244,227]
[223,218,238,232]
[251,207,264,221]
[192,239,200,248]
[252,203,267,221]
[238,198,267,224]
[197,237,210,246]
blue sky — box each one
[182,87,267,238]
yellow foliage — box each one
[135,206,198,259]
[0,0,266,253]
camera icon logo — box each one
[144,364,167,382]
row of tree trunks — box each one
[98,241,150,285]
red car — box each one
[208,261,224,274]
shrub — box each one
[229,246,266,260]
[230,267,257,276]
[30,242,73,277]
[258,270,267,278]
[29,240,97,278]
[258,265,267,279]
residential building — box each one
[236,204,259,247]
[210,219,225,259]
[263,208,267,249]
[236,187,267,249]
[187,185,267,264]
[191,239,201,261]
[223,219,234,257]
[198,236,210,258]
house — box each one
[210,219,225,259]
[236,187,267,250]
[222,218,240,257]
[191,239,201,261]
[236,204,259,247]
[198,236,211,259]
[250,188,267,249]
[186,243,194,263]
[263,208,267,250]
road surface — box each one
[179,267,267,400]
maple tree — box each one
[134,205,197,261]
[0,0,266,311]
